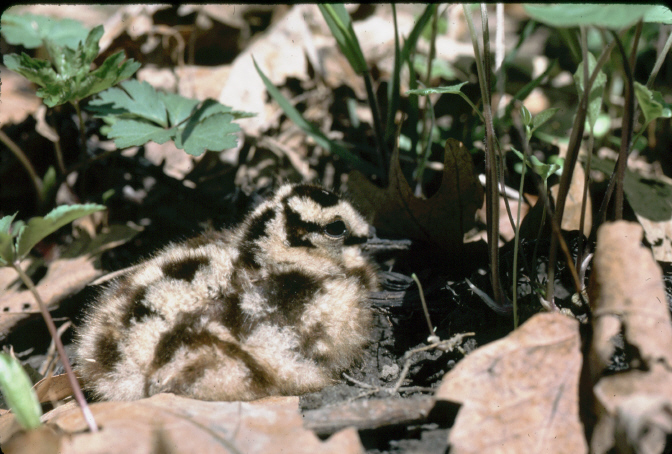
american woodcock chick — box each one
[76,184,378,401]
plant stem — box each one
[512,148,527,329]
[464,4,505,308]
[411,273,434,338]
[12,261,99,433]
[611,29,636,221]
[546,32,617,305]
[363,71,387,183]
[72,100,88,157]
[0,129,44,203]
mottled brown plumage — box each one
[76,184,378,401]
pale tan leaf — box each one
[588,221,672,454]
[435,313,587,454]
[2,393,364,454]
[33,374,74,404]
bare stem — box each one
[463,4,505,308]
[411,273,435,340]
[363,71,388,183]
[0,129,44,203]
[12,261,99,433]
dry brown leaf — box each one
[550,160,592,236]
[0,225,140,337]
[435,312,587,454]
[2,393,364,454]
[218,5,316,136]
[33,374,74,404]
[348,139,483,253]
[588,221,672,454]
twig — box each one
[0,129,43,202]
[463,4,505,310]
[411,273,438,343]
[390,333,474,395]
[38,320,72,376]
[12,262,98,433]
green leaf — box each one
[524,4,657,29]
[573,53,606,130]
[105,119,174,149]
[318,4,368,74]
[642,6,672,24]
[407,82,468,96]
[531,107,560,133]
[0,213,19,265]
[0,232,14,266]
[88,80,250,155]
[0,13,89,49]
[407,82,484,123]
[520,105,533,127]
[3,25,140,107]
[253,56,377,175]
[0,353,42,430]
[0,213,17,235]
[634,82,672,126]
[15,203,106,260]
[510,147,563,181]
[179,113,240,156]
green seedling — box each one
[3,25,140,108]
[0,353,42,430]
[0,204,106,433]
[87,79,253,156]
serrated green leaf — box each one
[0,13,89,49]
[531,107,560,132]
[0,354,42,430]
[88,80,249,154]
[16,203,106,260]
[634,82,672,125]
[105,119,174,148]
[3,52,56,87]
[573,53,606,131]
[0,213,17,235]
[3,25,139,107]
[161,92,200,126]
[524,4,656,29]
[179,113,240,156]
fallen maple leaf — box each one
[348,138,483,253]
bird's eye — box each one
[324,220,347,238]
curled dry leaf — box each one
[1,393,364,454]
[588,221,672,454]
[348,138,483,253]
[435,312,587,454]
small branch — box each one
[610,29,636,220]
[363,71,388,183]
[12,262,98,433]
[463,4,505,309]
[0,129,44,202]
